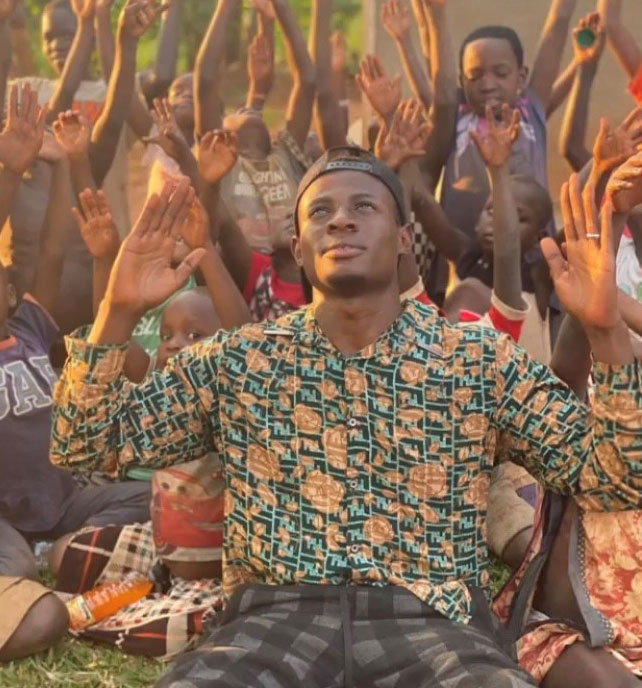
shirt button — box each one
[347,418,359,428]
[348,479,358,489]
[349,544,360,555]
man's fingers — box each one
[581,179,599,241]
[568,174,587,240]
[7,84,17,124]
[560,181,577,244]
[158,177,191,236]
[600,198,615,260]
[174,248,206,287]
[540,237,568,283]
[71,206,85,229]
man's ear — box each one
[291,234,304,267]
[398,222,413,256]
[517,65,529,95]
[7,283,17,309]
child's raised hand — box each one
[142,98,189,162]
[247,34,274,92]
[374,99,431,170]
[72,188,120,259]
[0,83,46,175]
[593,107,642,176]
[53,110,91,157]
[541,174,619,331]
[572,12,606,67]
[120,0,169,38]
[356,55,402,121]
[381,0,412,43]
[71,0,96,19]
[197,130,239,186]
[102,178,205,316]
[470,103,520,170]
[606,151,642,214]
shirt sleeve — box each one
[51,332,223,477]
[629,64,642,105]
[243,251,272,303]
[9,295,59,351]
[492,333,642,511]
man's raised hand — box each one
[356,55,402,122]
[470,103,520,170]
[197,130,239,186]
[73,189,120,259]
[102,178,205,316]
[0,83,46,175]
[541,174,620,331]
[375,99,431,170]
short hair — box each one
[511,175,553,233]
[459,26,524,72]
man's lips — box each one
[322,244,366,259]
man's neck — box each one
[313,288,402,356]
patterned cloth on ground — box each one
[156,584,536,688]
[56,522,223,660]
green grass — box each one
[0,637,164,687]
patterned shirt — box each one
[52,301,642,624]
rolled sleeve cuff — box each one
[64,329,129,386]
[592,359,642,422]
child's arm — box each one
[547,60,575,118]
[559,13,606,172]
[310,0,347,150]
[46,0,96,123]
[197,130,253,291]
[273,0,316,151]
[470,104,526,312]
[329,32,349,137]
[142,98,200,190]
[0,84,45,230]
[599,0,642,80]
[52,110,96,196]
[382,0,432,110]
[0,1,13,123]
[529,0,577,111]
[141,0,182,102]
[31,156,73,315]
[180,197,251,328]
[90,0,166,186]
[246,0,275,112]
[194,0,239,140]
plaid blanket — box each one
[56,522,223,660]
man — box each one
[52,152,642,687]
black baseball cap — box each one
[293,146,409,235]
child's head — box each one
[156,288,222,369]
[475,175,552,256]
[460,26,528,117]
[168,73,195,140]
[42,0,76,76]
[223,109,271,159]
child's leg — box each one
[0,519,38,580]
[0,577,68,662]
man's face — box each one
[461,38,527,117]
[293,170,411,297]
[42,6,76,75]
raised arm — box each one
[141,0,182,102]
[546,59,575,118]
[599,0,642,79]
[246,0,275,112]
[273,0,316,150]
[470,104,526,311]
[310,0,347,150]
[382,0,432,109]
[47,0,96,123]
[51,179,214,475]
[528,0,577,110]
[0,84,45,230]
[90,0,166,186]
[559,13,606,172]
[0,0,15,122]
[194,0,239,140]
[198,130,253,290]
[356,55,402,129]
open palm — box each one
[197,130,239,186]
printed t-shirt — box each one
[0,297,75,531]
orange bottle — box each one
[66,577,153,631]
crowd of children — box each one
[1,0,642,686]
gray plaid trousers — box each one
[156,584,536,688]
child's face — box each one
[461,38,527,117]
[41,5,76,76]
[475,188,541,256]
[168,74,195,138]
[156,292,221,369]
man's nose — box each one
[328,207,356,231]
